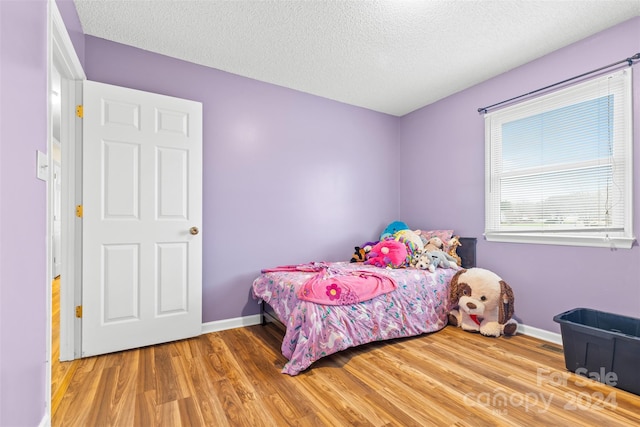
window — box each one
[485,69,634,248]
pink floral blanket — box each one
[252,262,456,375]
[262,262,397,305]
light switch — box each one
[37,150,49,181]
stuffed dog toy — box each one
[448,268,517,337]
[415,251,457,272]
[414,252,435,272]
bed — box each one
[251,237,476,376]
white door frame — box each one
[47,1,85,421]
[50,0,85,364]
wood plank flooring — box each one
[52,319,640,426]
[51,277,81,417]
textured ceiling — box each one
[74,0,640,116]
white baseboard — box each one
[517,323,563,346]
[200,316,563,348]
[39,413,50,427]
[201,314,262,334]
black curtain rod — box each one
[477,52,640,114]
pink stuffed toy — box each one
[365,240,408,268]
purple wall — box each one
[399,17,640,333]
[0,1,48,425]
[83,36,400,322]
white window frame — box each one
[484,69,635,249]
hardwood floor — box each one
[51,277,81,418]
[51,318,640,426]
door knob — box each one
[189,226,199,235]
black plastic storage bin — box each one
[553,308,640,395]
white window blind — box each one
[485,69,634,248]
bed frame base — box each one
[261,301,286,330]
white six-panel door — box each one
[82,80,202,357]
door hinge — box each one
[75,305,83,318]
[75,205,83,218]
[76,105,83,118]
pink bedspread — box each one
[263,262,397,305]
[252,262,456,375]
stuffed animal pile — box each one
[350,221,462,271]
